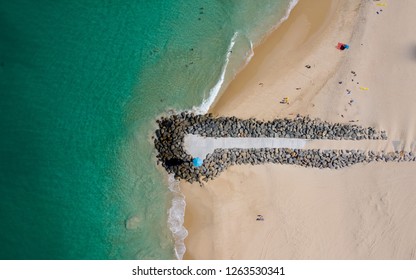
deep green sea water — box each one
[0,0,297,259]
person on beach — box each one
[256,215,264,221]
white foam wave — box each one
[274,0,299,32]
[194,31,239,114]
[286,0,299,18]
[244,40,254,68]
[167,174,188,259]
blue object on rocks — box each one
[192,157,203,167]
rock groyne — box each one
[154,112,414,184]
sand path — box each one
[184,134,406,161]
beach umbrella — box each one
[337,42,349,51]
[192,157,203,167]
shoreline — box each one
[182,0,416,260]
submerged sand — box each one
[182,0,416,259]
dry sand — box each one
[182,0,416,259]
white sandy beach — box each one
[182,0,416,259]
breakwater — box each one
[154,112,415,184]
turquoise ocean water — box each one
[0,0,297,259]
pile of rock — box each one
[154,112,413,184]
[198,148,416,182]
[185,113,387,140]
